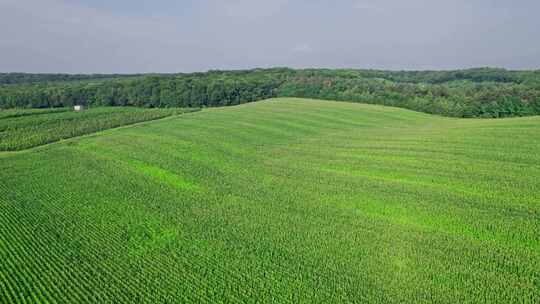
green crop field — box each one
[0,98,539,303]
[0,107,198,151]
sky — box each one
[1,0,539,73]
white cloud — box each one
[207,0,290,19]
[1,0,539,72]
[0,0,213,73]
[291,43,313,54]
[354,1,381,11]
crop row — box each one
[0,99,538,303]
[0,107,199,151]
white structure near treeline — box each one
[74,105,83,111]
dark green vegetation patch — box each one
[2,68,540,118]
[0,98,538,303]
[0,107,198,151]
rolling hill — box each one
[1,98,539,303]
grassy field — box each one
[0,98,539,303]
[0,107,199,151]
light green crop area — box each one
[0,98,539,303]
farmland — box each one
[0,107,198,151]
[0,98,539,303]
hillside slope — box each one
[1,98,539,303]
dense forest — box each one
[0,73,141,85]
[1,68,540,118]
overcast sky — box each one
[1,0,539,73]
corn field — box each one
[0,107,199,151]
[0,98,539,303]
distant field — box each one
[0,107,199,151]
[0,98,539,303]
[0,107,69,119]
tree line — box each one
[1,68,540,118]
